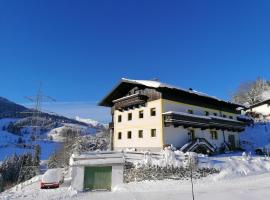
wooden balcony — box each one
[113,93,148,111]
[163,112,246,132]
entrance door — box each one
[228,135,236,150]
[84,166,112,191]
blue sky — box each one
[1,0,270,122]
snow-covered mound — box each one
[240,122,270,150]
[75,116,106,129]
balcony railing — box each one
[163,112,246,132]
[113,93,148,111]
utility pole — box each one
[17,83,55,184]
[190,156,195,200]
[24,83,55,140]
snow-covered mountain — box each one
[0,96,107,161]
[75,116,107,129]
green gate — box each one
[84,166,112,191]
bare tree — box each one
[231,78,270,105]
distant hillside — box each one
[0,97,29,118]
[75,116,107,129]
[0,96,105,129]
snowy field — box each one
[1,153,270,200]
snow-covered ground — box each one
[0,119,60,161]
[1,153,270,200]
[47,123,97,142]
[240,122,270,150]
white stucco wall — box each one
[113,99,163,150]
[249,104,270,116]
[71,166,85,191]
[162,99,238,119]
[163,126,189,148]
[111,165,124,189]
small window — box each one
[187,109,193,114]
[151,129,156,137]
[229,116,233,119]
[210,131,218,140]
[223,114,227,118]
[118,132,122,140]
[138,130,143,138]
[128,113,132,121]
[127,131,132,139]
[139,110,144,119]
[213,113,217,116]
[205,111,209,116]
[118,115,122,122]
[150,108,156,116]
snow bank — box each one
[240,122,270,150]
[212,156,270,181]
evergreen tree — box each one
[0,173,3,192]
[33,145,41,166]
[48,152,58,169]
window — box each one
[127,131,132,139]
[151,129,156,137]
[210,131,218,140]
[118,132,122,140]
[229,116,233,119]
[128,113,132,121]
[223,114,227,118]
[213,113,217,116]
[188,129,195,141]
[139,110,144,119]
[118,115,122,123]
[187,109,193,114]
[138,130,143,138]
[205,111,209,116]
[150,108,156,116]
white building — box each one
[99,78,247,153]
[70,152,124,191]
[246,99,270,120]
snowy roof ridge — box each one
[249,98,270,108]
[121,78,236,105]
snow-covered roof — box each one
[248,99,270,109]
[122,78,220,100]
[99,78,245,108]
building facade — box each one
[99,78,247,153]
[246,99,270,120]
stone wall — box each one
[124,162,219,183]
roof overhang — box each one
[98,78,246,110]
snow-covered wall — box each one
[71,166,85,191]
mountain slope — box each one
[75,116,107,129]
[0,97,29,118]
